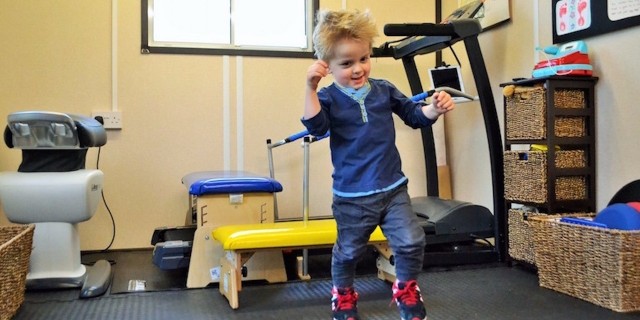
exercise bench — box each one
[212,219,396,309]
[152,171,289,288]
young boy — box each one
[301,9,455,320]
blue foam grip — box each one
[594,203,640,230]
[184,171,283,196]
[286,130,309,142]
[411,91,431,102]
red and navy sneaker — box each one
[391,280,427,320]
[331,286,359,320]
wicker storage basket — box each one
[505,86,586,140]
[554,89,586,108]
[555,116,586,137]
[508,210,593,265]
[504,150,587,203]
[530,216,640,312]
[0,224,34,320]
[508,209,544,264]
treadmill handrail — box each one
[374,19,483,59]
[372,36,452,59]
[384,22,454,37]
[383,19,481,38]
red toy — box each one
[533,41,593,78]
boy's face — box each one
[327,38,371,89]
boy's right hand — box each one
[307,60,329,91]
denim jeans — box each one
[331,184,426,288]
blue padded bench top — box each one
[182,171,283,196]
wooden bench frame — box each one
[213,221,397,309]
[186,192,287,289]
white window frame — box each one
[141,0,318,58]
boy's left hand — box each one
[423,91,455,120]
[431,91,455,114]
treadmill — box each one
[372,19,506,265]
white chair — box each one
[0,111,112,298]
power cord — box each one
[96,146,116,252]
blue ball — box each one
[594,203,640,230]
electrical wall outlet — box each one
[92,111,123,129]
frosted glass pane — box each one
[153,0,230,44]
[234,0,307,48]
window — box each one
[141,0,319,58]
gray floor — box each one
[12,250,640,320]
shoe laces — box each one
[333,288,359,311]
[391,280,422,307]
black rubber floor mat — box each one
[16,266,640,320]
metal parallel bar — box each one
[302,136,312,276]
[266,139,279,220]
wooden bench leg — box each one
[219,250,255,309]
[219,255,240,309]
[372,243,396,283]
[187,226,217,288]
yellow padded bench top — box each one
[212,219,387,250]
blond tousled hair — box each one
[312,9,379,61]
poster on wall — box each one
[553,0,640,44]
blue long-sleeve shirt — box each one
[301,78,436,197]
